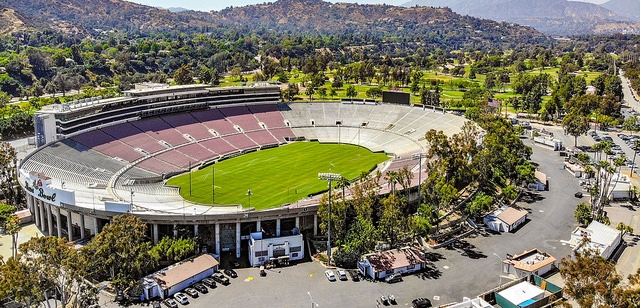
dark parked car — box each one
[212,272,230,285]
[184,287,198,298]
[348,269,361,282]
[575,191,583,198]
[115,290,125,303]
[384,273,402,283]
[202,277,217,288]
[224,268,238,278]
[412,298,432,308]
[260,269,267,277]
[193,283,208,294]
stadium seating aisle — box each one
[191,109,238,136]
[176,143,219,163]
[136,157,182,175]
[131,117,190,147]
[199,138,238,156]
[268,127,296,142]
[161,112,214,140]
[223,133,259,150]
[102,123,167,154]
[248,104,288,128]
[219,106,263,131]
[245,130,279,146]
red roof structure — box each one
[365,247,426,274]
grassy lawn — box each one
[166,142,389,209]
[216,66,602,106]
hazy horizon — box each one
[129,0,611,12]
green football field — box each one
[165,142,389,210]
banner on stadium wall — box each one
[20,170,75,207]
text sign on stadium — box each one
[19,170,75,207]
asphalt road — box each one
[97,137,582,308]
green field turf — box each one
[166,142,389,210]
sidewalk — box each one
[0,223,43,260]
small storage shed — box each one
[484,206,528,232]
[496,281,545,308]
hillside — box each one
[602,0,640,21]
[0,0,547,50]
[1,0,209,33]
[402,0,640,35]
[193,0,545,45]
[0,8,32,35]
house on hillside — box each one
[357,246,428,280]
[484,206,528,233]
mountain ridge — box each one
[401,0,640,35]
[601,0,640,21]
[0,0,548,50]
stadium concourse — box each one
[18,83,467,261]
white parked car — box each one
[325,270,336,281]
[173,292,189,305]
[337,269,348,281]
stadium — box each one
[18,83,466,262]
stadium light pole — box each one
[318,172,341,264]
[411,152,427,206]
[246,188,253,208]
[130,188,134,212]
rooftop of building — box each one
[149,254,219,290]
[496,206,528,226]
[364,246,427,273]
[505,248,556,272]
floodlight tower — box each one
[318,172,341,264]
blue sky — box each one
[130,0,608,12]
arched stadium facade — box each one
[19,83,466,259]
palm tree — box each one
[384,170,399,194]
[607,155,627,202]
[631,140,640,178]
[336,176,350,199]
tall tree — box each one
[19,236,96,308]
[174,64,194,85]
[0,143,23,207]
[81,214,155,289]
[345,84,357,101]
[0,255,42,307]
[560,248,640,308]
[563,108,590,147]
